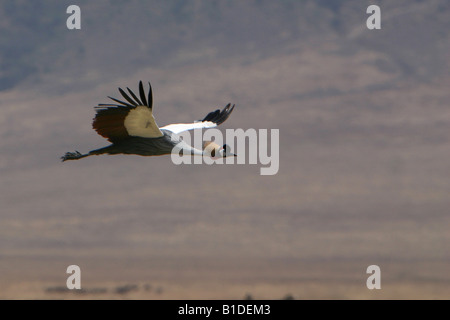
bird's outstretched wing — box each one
[92,81,163,143]
[161,103,235,134]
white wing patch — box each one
[124,106,163,138]
[161,103,235,134]
[161,121,217,134]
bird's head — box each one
[219,144,237,158]
[204,142,237,158]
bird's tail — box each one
[61,150,89,162]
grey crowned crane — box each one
[61,81,236,161]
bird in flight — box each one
[61,81,236,161]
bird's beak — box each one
[218,153,237,158]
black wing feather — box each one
[199,103,235,125]
[119,88,138,106]
[127,87,143,106]
[139,81,148,107]
[95,81,153,111]
[107,96,135,108]
[147,82,153,109]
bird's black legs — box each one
[61,151,89,161]
[61,144,121,162]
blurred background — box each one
[0,0,449,299]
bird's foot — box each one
[61,151,86,162]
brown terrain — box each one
[0,1,449,299]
